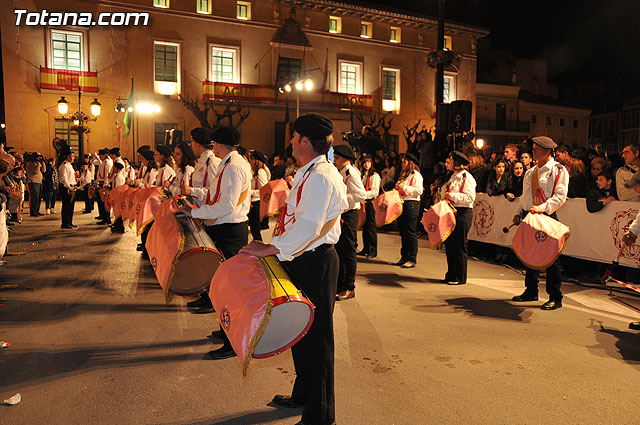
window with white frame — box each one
[360,22,372,38]
[444,35,452,50]
[329,16,342,34]
[237,1,251,20]
[153,0,169,8]
[339,60,363,94]
[382,67,400,113]
[154,41,180,95]
[197,0,211,14]
[210,46,239,83]
[51,30,84,71]
[55,119,80,154]
[389,26,401,43]
[443,74,455,103]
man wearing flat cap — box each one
[511,136,569,310]
[240,113,347,425]
[182,126,253,356]
[94,148,113,225]
[332,144,366,301]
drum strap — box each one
[274,164,315,236]
[206,159,230,205]
[532,166,563,205]
[202,157,210,189]
[366,174,370,191]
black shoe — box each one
[110,226,125,234]
[192,306,216,314]
[270,394,304,409]
[30,213,39,217]
[206,345,236,360]
[394,259,407,266]
[136,244,144,251]
[512,293,538,302]
[187,297,211,309]
[629,322,640,330]
[95,216,102,220]
[357,250,367,257]
[61,224,73,229]
[447,281,466,285]
[70,224,77,228]
[441,277,455,284]
[367,253,377,258]
[540,299,562,310]
[400,261,415,268]
[209,330,224,339]
[96,220,109,225]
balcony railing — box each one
[40,67,98,92]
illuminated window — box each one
[329,16,342,34]
[197,0,211,14]
[154,41,180,95]
[382,67,400,113]
[153,0,169,8]
[443,74,455,103]
[360,22,372,38]
[237,1,251,20]
[339,60,362,94]
[210,46,239,83]
[444,35,452,50]
[55,119,79,153]
[51,30,83,71]
[389,26,401,43]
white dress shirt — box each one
[168,165,195,197]
[362,171,381,201]
[251,167,269,202]
[140,168,159,187]
[443,169,476,208]
[136,164,147,180]
[154,164,176,188]
[191,150,220,205]
[59,161,77,190]
[271,155,348,261]
[191,151,252,225]
[339,163,366,211]
[79,167,93,187]
[95,157,113,186]
[398,170,424,201]
[109,158,125,186]
[520,158,569,215]
[113,168,126,187]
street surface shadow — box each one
[357,257,390,265]
[587,319,640,364]
[177,408,299,425]
[0,339,212,388]
[362,272,423,287]
[426,297,532,322]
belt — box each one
[309,243,331,253]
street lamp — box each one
[279,78,314,118]
[56,88,100,158]
[476,138,484,149]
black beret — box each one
[450,150,470,166]
[531,136,557,149]
[113,161,124,170]
[403,152,419,166]
[191,127,213,147]
[98,148,109,155]
[137,145,151,154]
[237,146,247,156]
[294,113,333,140]
[109,147,120,155]
[333,144,355,161]
[156,145,173,157]
[141,150,155,161]
[251,150,268,165]
[211,126,240,146]
[60,145,73,156]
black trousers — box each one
[42,189,57,210]
[336,209,358,292]
[84,187,94,212]
[444,207,472,284]
[28,182,42,214]
[361,200,377,256]
[284,244,338,425]
[60,186,75,226]
[398,200,420,264]
[248,201,263,241]
[97,192,110,223]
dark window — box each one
[531,114,537,124]
[55,119,80,155]
[546,116,552,125]
[560,118,565,127]
[154,122,178,148]
[496,103,506,130]
[277,57,301,87]
[573,119,579,129]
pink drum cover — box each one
[109,185,129,219]
[421,201,456,248]
[373,190,403,227]
[99,188,112,212]
[512,213,570,270]
[357,202,366,230]
[135,187,163,235]
[209,253,273,376]
[260,179,290,221]
[0,204,8,260]
[146,210,183,302]
[124,187,139,224]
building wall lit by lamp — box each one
[135,102,161,114]
[154,81,178,96]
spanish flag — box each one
[40,67,97,92]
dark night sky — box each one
[364,0,640,112]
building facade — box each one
[2,0,488,160]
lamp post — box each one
[57,88,101,159]
[279,78,313,118]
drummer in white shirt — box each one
[58,146,77,229]
[110,161,128,233]
[189,127,221,207]
[94,148,112,225]
[241,113,347,425]
[395,153,424,268]
[133,150,158,188]
[166,142,196,197]
[154,145,176,188]
[440,151,477,285]
[358,154,381,258]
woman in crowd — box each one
[167,142,196,197]
[394,153,423,268]
[486,156,509,197]
[566,157,588,198]
[358,154,381,258]
[248,150,269,242]
[505,160,525,201]
[468,154,489,193]
[42,157,59,214]
[154,146,176,188]
[588,157,607,189]
[520,151,533,171]
[381,155,396,191]
[440,151,476,285]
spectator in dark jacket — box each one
[505,160,524,201]
[42,158,59,214]
[486,157,509,197]
[586,171,618,213]
[566,157,588,198]
[469,154,490,193]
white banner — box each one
[468,194,640,268]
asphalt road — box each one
[1,206,640,425]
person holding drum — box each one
[153,145,176,188]
[621,171,640,330]
[133,150,158,189]
[182,126,252,358]
[358,154,381,258]
[240,113,347,425]
[94,148,113,225]
[248,150,269,242]
[133,145,151,181]
[511,136,569,310]
[440,151,476,285]
[395,153,424,268]
[166,142,196,197]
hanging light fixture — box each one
[90,98,102,116]
[57,96,69,115]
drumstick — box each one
[613,245,625,266]
[502,223,518,233]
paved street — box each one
[1,206,640,424]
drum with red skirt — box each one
[511,213,570,270]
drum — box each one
[373,190,403,227]
[356,202,366,230]
[421,200,456,248]
[259,179,290,220]
[98,187,111,211]
[511,213,570,270]
[88,184,96,200]
[209,254,315,375]
[147,209,224,298]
